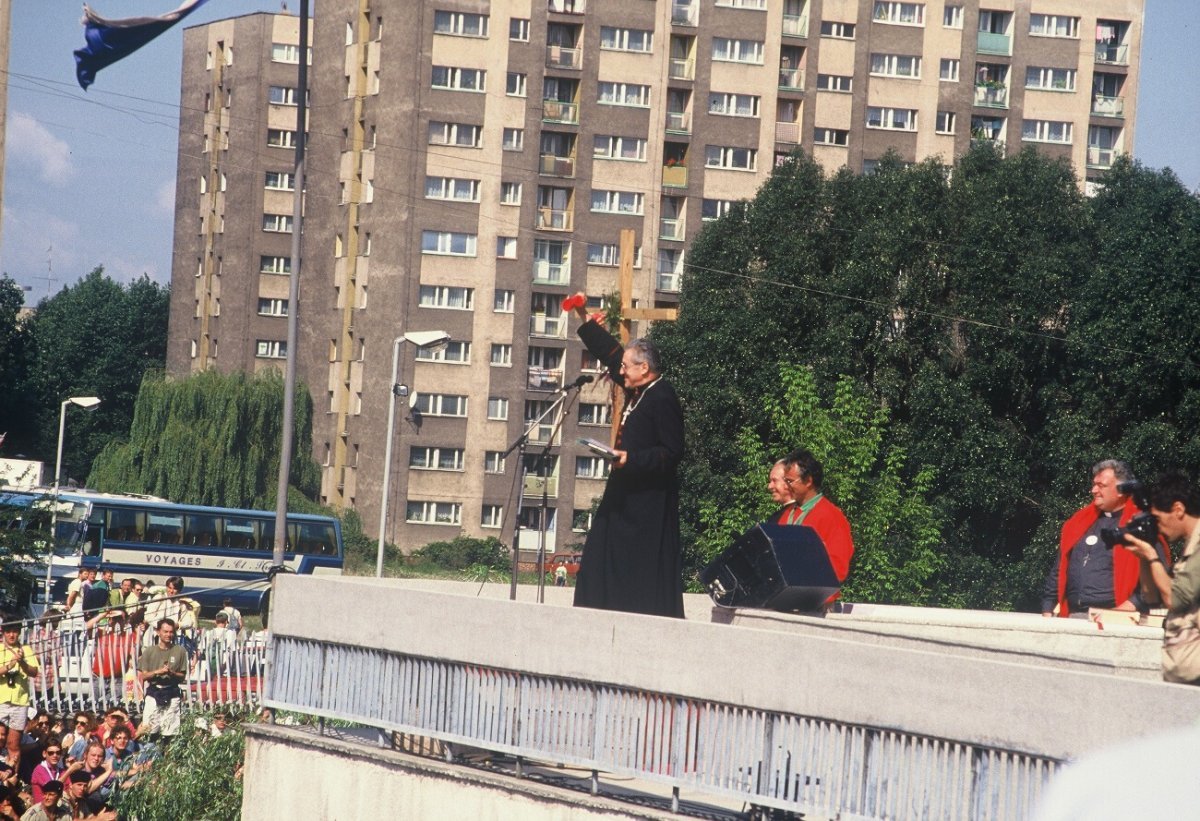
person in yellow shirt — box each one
[0,621,38,768]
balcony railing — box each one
[536,207,573,232]
[671,2,697,26]
[1091,95,1125,117]
[657,272,682,292]
[661,165,688,187]
[775,122,800,144]
[1087,146,1115,169]
[660,217,685,241]
[526,424,562,446]
[532,260,570,285]
[668,58,695,80]
[782,12,809,38]
[528,367,565,392]
[977,32,1011,55]
[1095,44,1129,65]
[539,154,576,177]
[547,0,585,15]
[522,474,560,497]
[665,111,691,133]
[529,315,567,338]
[973,84,1008,108]
[545,45,582,70]
[542,100,579,124]
[778,68,804,90]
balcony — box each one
[660,217,685,241]
[775,122,800,144]
[671,1,697,26]
[661,165,688,187]
[657,272,682,293]
[529,315,567,339]
[525,423,562,447]
[1095,44,1129,66]
[1087,146,1115,169]
[536,207,573,232]
[782,12,809,38]
[973,84,1008,108]
[545,45,582,70]
[665,111,691,134]
[542,100,579,125]
[1091,95,1125,117]
[977,32,1011,55]
[532,260,570,285]
[528,366,565,392]
[539,154,575,177]
[522,474,559,497]
[547,0,585,14]
[778,68,805,90]
[668,58,695,81]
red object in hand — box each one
[561,294,586,312]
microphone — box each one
[561,374,594,391]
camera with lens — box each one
[1099,479,1159,549]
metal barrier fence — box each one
[265,636,1058,819]
[16,619,265,716]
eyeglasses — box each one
[44,750,61,756]
[783,475,803,486]
[75,722,88,727]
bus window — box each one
[106,509,145,543]
[146,513,184,545]
[224,517,257,550]
[295,522,338,555]
[257,520,276,553]
[185,515,219,547]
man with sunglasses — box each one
[30,743,66,803]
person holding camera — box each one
[1120,474,1200,684]
[1041,459,1168,618]
[136,619,188,742]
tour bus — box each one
[0,489,343,615]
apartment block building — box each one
[167,0,1143,555]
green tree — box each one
[0,276,34,455]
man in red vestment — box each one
[778,450,854,585]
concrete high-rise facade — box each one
[168,1,1143,555]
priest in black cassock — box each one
[568,295,685,618]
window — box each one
[576,456,611,480]
[485,452,506,474]
[591,189,644,215]
[267,129,297,148]
[600,26,653,53]
[487,397,509,420]
[260,256,291,275]
[813,128,849,146]
[597,82,651,107]
[1025,66,1076,92]
[820,21,855,39]
[715,0,766,7]
[873,2,924,26]
[481,505,504,529]
[940,59,960,81]
[701,199,736,220]
[500,182,522,205]
[572,509,594,532]
[1022,120,1072,144]
[509,18,530,41]
[586,243,641,267]
[257,298,288,317]
[415,341,471,363]
[418,285,474,309]
[506,72,527,97]
[425,176,480,202]
[409,447,465,471]
[1029,14,1078,38]
[502,128,524,151]
[705,145,757,171]
[271,43,303,63]
[268,86,297,105]
[262,213,293,233]
[265,171,295,191]
[593,135,646,161]
[496,236,517,258]
[420,231,477,256]
[711,37,764,64]
[866,107,918,131]
[256,340,287,359]
[816,74,853,92]
[708,92,760,118]
[413,393,468,417]
[433,11,488,37]
[490,344,512,366]
[579,403,611,426]
[428,121,482,148]
[869,53,921,79]
[493,289,515,312]
[935,111,956,134]
[405,501,462,525]
[943,5,963,28]
[431,66,486,92]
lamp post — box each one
[48,396,101,606]
[376,331,450,577]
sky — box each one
[1,1,1196,302]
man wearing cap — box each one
[18,779,67,821]
[0,620,37,769]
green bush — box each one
[411,536,509,570]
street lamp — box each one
[48,395,101,607]
[376,331,450,577]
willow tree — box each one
[87,370,320,509]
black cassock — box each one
[573,320,685,618]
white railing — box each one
[660,217,684,241]
[668,58,694,80]
[536,207,573,231]
[671,2,697,26]
[542,100,579,124]
[1087,146,1115,169]
[779,67,804,89]
[665,111,691,132]
[532,259,570,285]
[545,45,582,70]
[539,154,575,177]
[782,12,809,37]
[529,315,567,338]
[527,367,564,392]
[1091,95,1125,117]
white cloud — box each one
[154,178,176,215]
[6,112,76,186]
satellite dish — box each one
[408,393,419,409]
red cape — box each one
[1054,498,1140,617]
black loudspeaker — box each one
[698,523,840,612]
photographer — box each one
[1120,474,1200,685]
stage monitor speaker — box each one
[698,523,840,612]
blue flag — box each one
[74,0,212,90]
